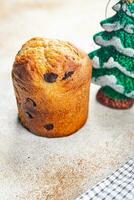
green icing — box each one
[89,0,134,100]
[93,68,134,95]
[94,30,134,49]
[101,12,134,26]
[101,86,128,100]
[127,2,134,13]
[92,68,134,94]
[90,47,134,72]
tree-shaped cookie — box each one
[89,0,134,109]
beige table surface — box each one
[0,0,134,199]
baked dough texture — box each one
[12,37,92,137]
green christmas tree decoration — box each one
[89,0,134,109]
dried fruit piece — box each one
[25,112,33,119]
[62,71,74,80]
[44,124,54,130]
[44,73,58,83]
[25,98,36,107]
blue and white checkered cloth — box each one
[76,160,134,200]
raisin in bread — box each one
[12,37,92,137]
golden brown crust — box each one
[12,37,92,137]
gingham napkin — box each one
[76,160,134,200]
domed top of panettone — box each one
[12,37,91,90]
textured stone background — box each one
[0,0,134,199]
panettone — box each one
[12,37,92,137]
